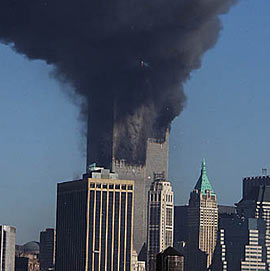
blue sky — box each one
[0,0,269,243]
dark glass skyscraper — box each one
[39,228,56,271]
[55,167,134,271]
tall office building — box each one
[0,225,16,271]
[174,205,188,249]
[187,160,218,271]
[242,175,270,201]
[147,173,174,271]
[40,228,56,271]
[237,178,270,270]
[212,216,267,271]
[56,166,134,271]
[87,110,169,255]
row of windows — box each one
[90,183,133,190]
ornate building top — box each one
[194,159,215,196]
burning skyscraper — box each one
[87,105,169,253]
[0,0,236,257]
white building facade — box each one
[147,173,174,271]
[0,225,16,271]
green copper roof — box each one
[194,159,215,196]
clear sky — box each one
[0,0,269,244]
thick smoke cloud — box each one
[0,0,236,165]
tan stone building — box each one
[55,166,135,271]
[187,160,218,271]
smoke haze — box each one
[0,0,236,165]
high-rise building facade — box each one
[174,205,188,250]
[242,175,270,201]
[87,112,169,255]
[40,228,56,271]
[55,166,134,271]
[187,160,218,271]
[237,178,270,270]
[147,173,174,271]
[0,225,16,271]
[212,216,267,271]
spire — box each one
[194,159,215,196]
[202,158,206,174]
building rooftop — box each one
[194,159,215,196]
[86,163,118,179]
[159,246,184,257]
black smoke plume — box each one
[0,0,236,165]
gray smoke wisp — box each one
[0,0,236,165]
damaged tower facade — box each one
[87,107,169,255]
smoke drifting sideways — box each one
[0,0,236,165]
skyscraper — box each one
[212,216,267,271]
[147,173,174,271]
[174,205,188,249]
[40,228,56,271]
[0,225,16,271]
[55,166,134,271]
[187,160,218,271]
[87,113,169,255]
[237,179,270,270]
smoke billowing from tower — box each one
[0,0,236,165]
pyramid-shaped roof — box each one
[194,159,215,196]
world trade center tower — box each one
[86,99,169,255]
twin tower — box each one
[87,116,170,255]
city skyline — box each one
[0,0,270,245]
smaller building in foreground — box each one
[56,166,135,271]
[15,257,28,271]
[156,247,184,271]
[40,228,56,271]
[0,225,16,271]
[212,216,267,271]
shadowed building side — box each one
[55,179,88,271]
[40,228,56,271]
[212,216,267,271]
